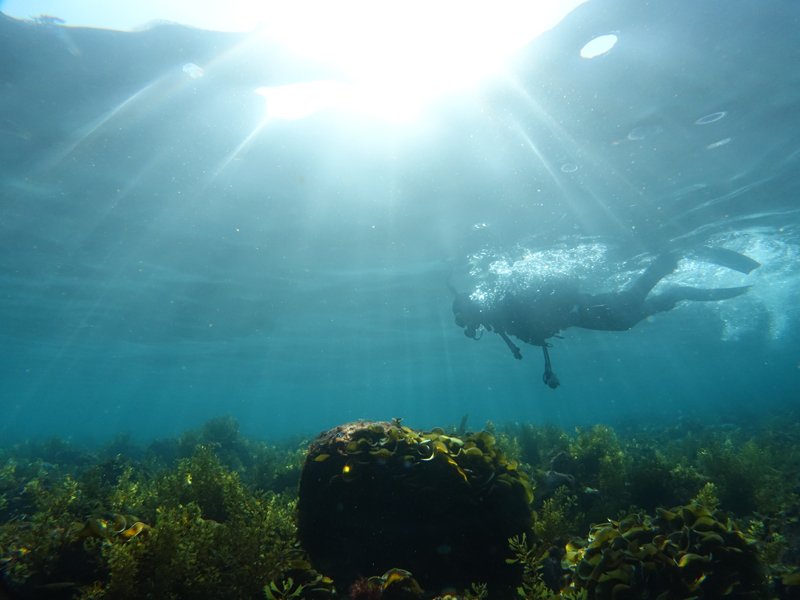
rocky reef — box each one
[0,413,798,600]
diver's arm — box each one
[497,331,523,360]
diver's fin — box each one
[669,285,752,302]
[693,247,761,274]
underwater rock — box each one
[542,470,576,493]
[539,546,568,591]
[549,450,571,474]
[777,504,800,567]
[297,420,534,594]
[776,569,800,600]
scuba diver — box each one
[449,248,760,389]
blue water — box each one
[1,0,799,446]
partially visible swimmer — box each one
[449,248,760,389]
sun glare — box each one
[4,0,589,120]
[253,0,588,120]
[254,82,356,120]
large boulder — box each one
[297,420,534,594]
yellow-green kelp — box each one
[559,501,765,600]
[0,444,304,600]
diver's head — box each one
[452,293,484,339]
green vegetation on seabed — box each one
[0,412,799,599]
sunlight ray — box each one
[37,79,161,172]
[516,125,633,238]
[515,126,577,209]
[207,117,272,182]
[508,79,642,199]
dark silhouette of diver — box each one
[450,249,760,389]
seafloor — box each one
[1,411,799,600]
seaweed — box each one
[534,487,583,548]
[0,473,92,592]
[100,432,144,463]
[507,534,549,598]
[508,534,585,600]
[697,437,796,515]
[0,429,302,599]
[570,426,627,491]
[693,482,720,512]
[71,450,300,600]
[463,582,487,600]
[562,502,766,600]
[2,412,800,600]
[456,414,470,439]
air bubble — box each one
[695,111,726,125]
[580,35,618,59]
[706,138,731,150]
[183,63,204,79]
[561,163,578,173]
[627,125,662,141]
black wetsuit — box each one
[452,251,757,389]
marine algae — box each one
[561,502,765,600]
[693,482,720,512]
[534,487,583,549]
[697,438,795,515]
[1,414,800,599]
[0,428,305,600]
[508,534,586,600]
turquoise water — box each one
[1,0,799,447]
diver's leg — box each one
[542,345,560,389]
[628,247,760,303]
[644,285,751,314]
[626,252,681,302]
